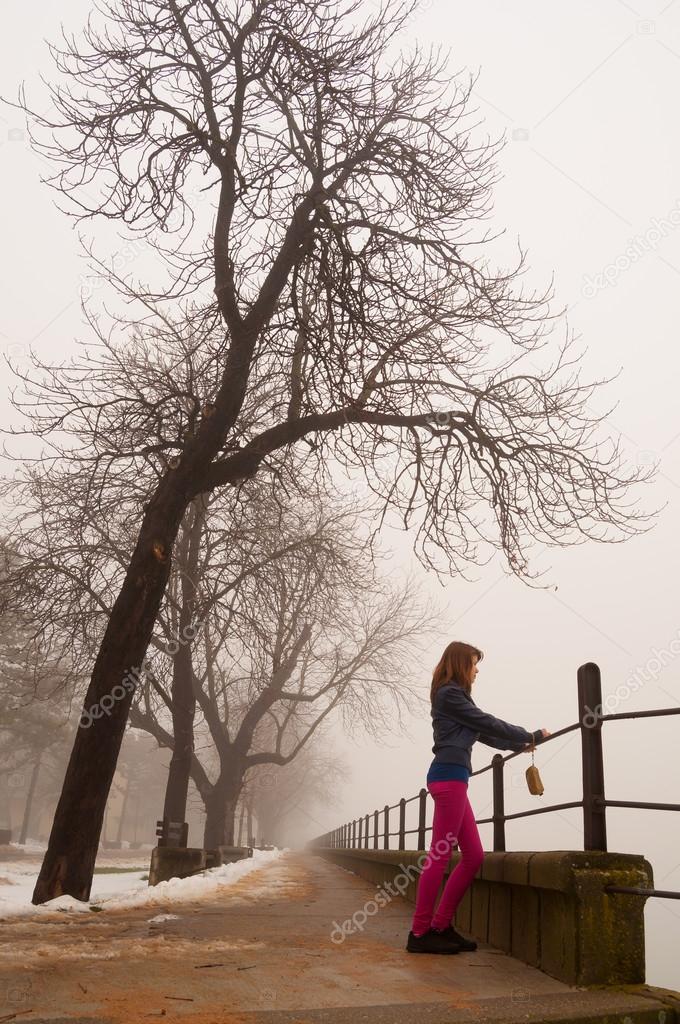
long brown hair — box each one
[430,641,484,702]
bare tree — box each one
[2,413,404,850]
[245,746,350,849]
[0,549,76,845]
[130,492,430,847]
[5,0,653,900]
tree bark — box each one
[161,498,205,832]
[203,785,240,849]
[18,757,42,846]
[32,492,184,903]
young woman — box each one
[406,641,551,954]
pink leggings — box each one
[411,780,484,935]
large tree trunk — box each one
[162,499,204,833]
[32,492,185,903]
[162,647,195,827]
[203,782,241,849]
[32,290,265,901]
[19,757,42,846]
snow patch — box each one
[0,847,288,920]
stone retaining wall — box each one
[313,847,653,987]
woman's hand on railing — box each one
[522,728,551,751]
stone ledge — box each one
[313,847,660,990]
[148,844,253,885]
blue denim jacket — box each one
[431,681,543,772]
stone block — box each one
[488,882,512,953]
[502,852,534,886]
[539,888,578,984]
[573,865,649,986]
[470,879,490,942]
[148,846,206,886]
[216,845,253,864]
[511,885,540,966]
[480,852,504,882]
[455,886,472,932]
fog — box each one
[1,0,678,990]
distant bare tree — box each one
[130,493,430,847]
[2,424,415,850]
[245,746,350,849]
[6,0,653,900]
[0,549,75,845]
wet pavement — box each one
[0,850,677,1023]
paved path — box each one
[0,850,677,1023]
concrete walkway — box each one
[0,850,677,1024]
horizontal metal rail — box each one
[311,663,679,902]
[605,886,680,900]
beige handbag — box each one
[525,743,544,796]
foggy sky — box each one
[1,0,678,988]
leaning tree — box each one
[5,0,654,901]
[129,489,430,847]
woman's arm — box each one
[477,733,524,752]
[477,731,543,752]
[441,686,541,747]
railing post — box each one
[373,809,379,849]
[358,815,363,848]
[578,661,607,852]
[363,813,368,848]
[492,753,506,851]
[352,819,356,848]
[417,788,427,850]
[398,797,406,849]
[383,805,389,850]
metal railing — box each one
[310,662,680,902]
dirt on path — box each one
[0,850,671,1024]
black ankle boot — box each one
[406,928,462,954]
[432,925,477,951]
